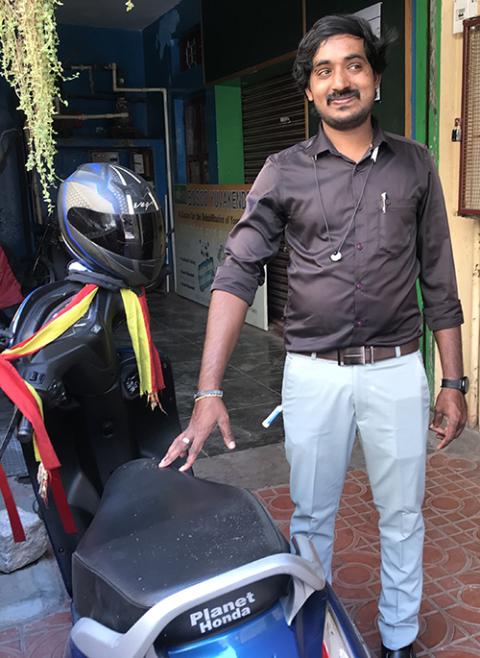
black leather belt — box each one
[292,339,419,366]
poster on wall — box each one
[173,184,268,331]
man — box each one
[160,14,467,658]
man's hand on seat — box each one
[159,398,236,472]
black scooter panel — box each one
[11,283,182,594]
[73,459,290,644]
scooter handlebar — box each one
[71,550,325,658]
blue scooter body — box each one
[68,586,369,657]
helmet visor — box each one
[67,207,164,260]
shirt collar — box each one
[303,117,390,158]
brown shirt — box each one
[212,123,463,352]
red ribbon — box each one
[138,289,165,392]
[0,465,26,542]
[0,359,77,536]
[0,359,59,470]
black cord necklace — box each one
[312,145,379,262]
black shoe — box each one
[381,643,416,658]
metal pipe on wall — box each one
[53,98,129,121]
[108,63,176,290]
[54,112,129,120]
[69,65,95,94]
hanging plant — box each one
[0,0,66,212]
[0,0,135,212]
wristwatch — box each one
[441,376,469,394]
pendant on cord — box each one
[330,251,342,262]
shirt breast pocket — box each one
[378,199,417,255]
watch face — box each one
[462,376,470,393]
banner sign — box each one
[173,184,268,330]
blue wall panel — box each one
[57,24,148,136]
[142,0,210,183]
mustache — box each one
[327,88,360,104]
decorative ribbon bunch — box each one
[0,284,164,541]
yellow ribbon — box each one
[120,289,152,397]
[3,287,99,359]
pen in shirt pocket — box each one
[381,192,388,213]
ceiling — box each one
[56,0,181,30]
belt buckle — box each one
[337,346,374,366]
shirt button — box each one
[356,242,363,251]
[355,282,363,290]
[354,320,363,328]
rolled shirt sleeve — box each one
[417,148,464,331]
[212,156,286,306]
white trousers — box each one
[282,351,430,650]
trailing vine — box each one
[0,0,134,212]
[0,0,65,211]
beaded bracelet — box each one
[193,389,224,403]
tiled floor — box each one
[257,452,480,658]
[2,293,480,657]
[0,610,71,658]
[114,289,287,454]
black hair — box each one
[293,14,395,92]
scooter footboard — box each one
[70,552,325,658]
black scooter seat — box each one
[72,459,290,644]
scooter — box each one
[1,275,370,658]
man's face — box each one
[305,34,380,131]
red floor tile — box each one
[0,610,70,658]
[0,627,22,655]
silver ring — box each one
[182,437,191,446]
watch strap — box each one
[441,377,468,394]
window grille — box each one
[459,17,480,217]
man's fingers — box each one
[437,437,450,450]
[218,415,236,450]
[437,429,456,450]
[429,423,446,438]
[178,440,202,472]
[179,456,195,472]
[430,409,443,428]
[432,390,467,450]
[159,434,191,468]
[430,406,447,440]
[160,400,235,471]
[454,420,466,439]
[434,415,464,449]
[438,426,455,449]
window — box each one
[459,17,480,217]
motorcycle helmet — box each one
[58,163,166,287]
